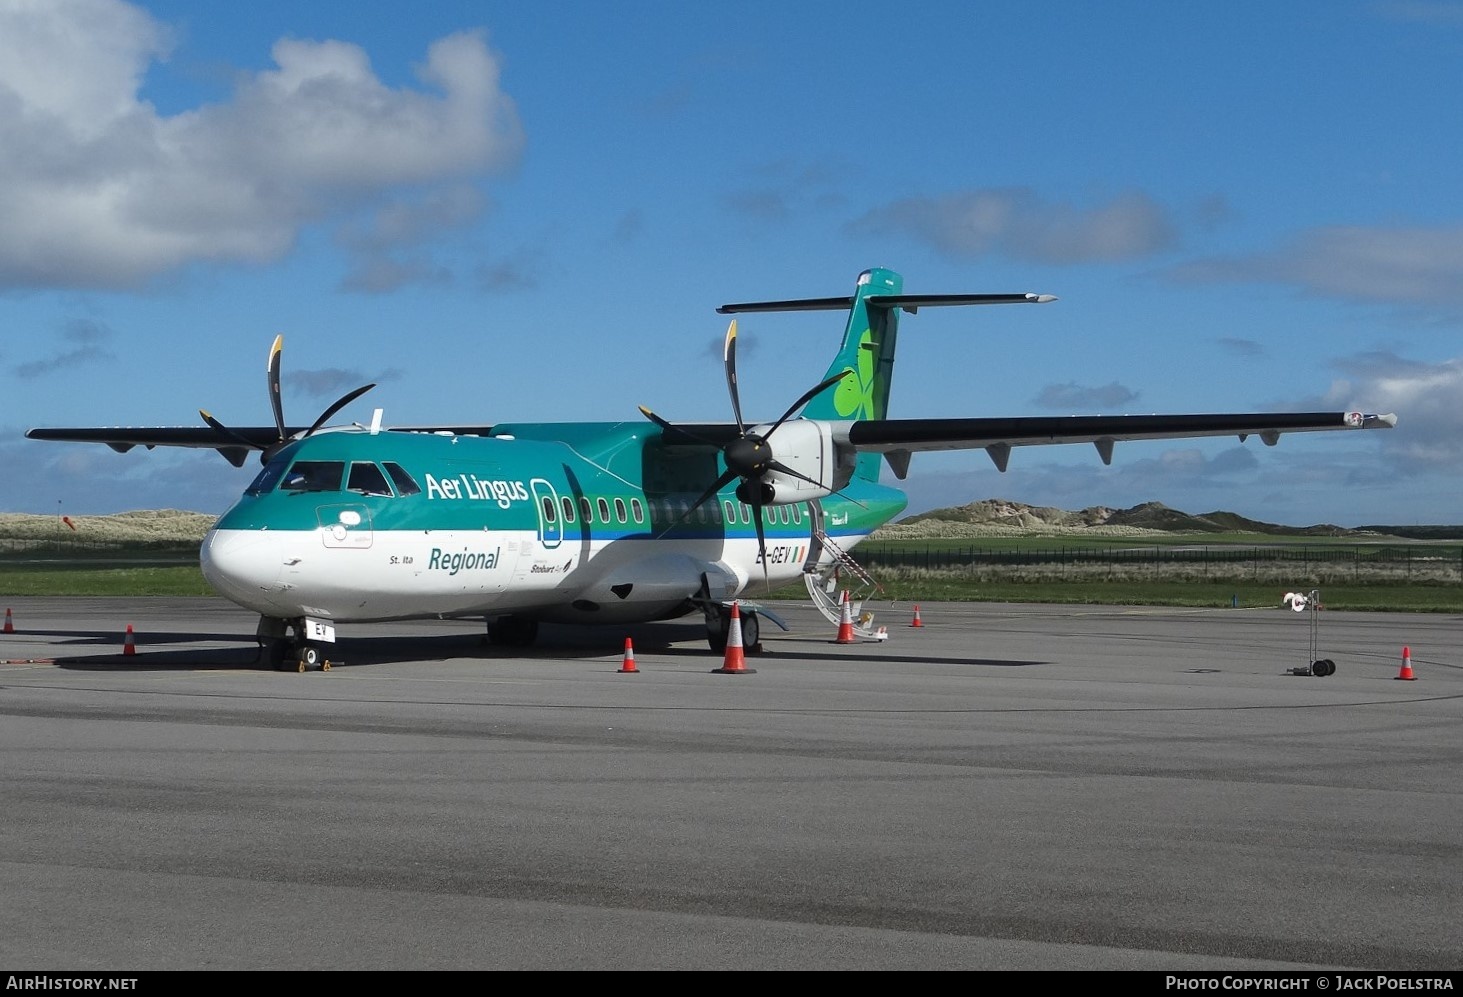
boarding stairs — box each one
[803,527,889,640]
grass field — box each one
[2,544,1457,612]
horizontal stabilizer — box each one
[717,292,1054,315]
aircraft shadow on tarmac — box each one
[17,628,246,646]
[45,622,1049,672]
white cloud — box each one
[849,187,1179,264]
[1319,353,1463,470]
[0,1,522,290]
[1171,225,1463,309]
[1033,381,1140,410]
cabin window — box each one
[630,498,644,523]
[779,505,789,524]
[739,503,750,524]
[709,501,721,524]
[597,497,610,522]
[382,462,421,496]
[348,461,393,496]
[541,496,557,523]
[561,496,575,522]
[614,497,627,523]
[281,460,344,493]
[246,457,289,496]
[580,496,592,521]
[792,504,802,523]
[723,500,735,524]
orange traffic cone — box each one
[619,636,639,673]
[1396,646,1416,681]
[910,604,923,628]
[123,624,136,656]
[713,602,756,674]
[833,590,857,644]
[3,608,12,634]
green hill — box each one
[886,498,1453,539]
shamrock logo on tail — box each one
[832,329,878,419]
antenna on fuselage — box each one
[370,409,383,435]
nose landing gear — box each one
[257,616,334,672]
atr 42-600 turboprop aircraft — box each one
[28,267,1396,670]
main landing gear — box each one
[256,617,332,672]
[704,604,759,654]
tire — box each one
[739,611,760,650]
[706,612,728,653]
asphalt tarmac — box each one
[1,596,1459,971]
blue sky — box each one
[3,0,1461,527]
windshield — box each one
[245,457,289,496]
[348,461,393,496]
[280,460,345,493]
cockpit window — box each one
[348,461,393,496]
[382,462,421,496]
[280,460,345,492]
[246,457,289,496]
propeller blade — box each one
[638,404,678,434]
[652,469,738,540]
[267,335,286,442]
[750,496,770,592]
[763,368,850,439]
[722,320,746,434]
[307,383,376,437]
[199,410,261,451]
[638,405,724,448]
[763,458,868,509]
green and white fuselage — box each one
[202,422,907,626]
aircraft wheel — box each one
[739,611,760,651]
[1313,658,1335,677]
[705,613,727,653]
[298,645,320,672]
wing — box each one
[24,426,292,468]
[840,410,1397,475]
[23,423,504,468]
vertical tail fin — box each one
[800,268,903,482]
[799,267,904,424]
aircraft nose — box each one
[200,528,290,613]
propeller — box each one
[200,335,377,465]
[639,319,850,588]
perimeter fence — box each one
[854,543,1463,584]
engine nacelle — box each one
[747,420,852,504]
